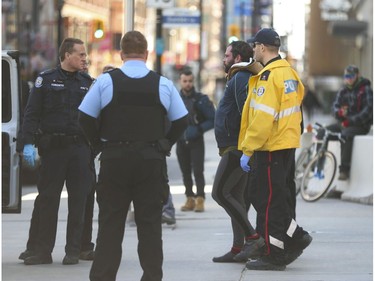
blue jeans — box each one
[162,193,175,218]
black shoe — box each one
[62,255,79,265]
[338,171,349,181]
[284,231,313,265]
[161,214,176,225]
[24,255,53,265]
[326,190,343,199]
[233,236,265,262]
[19,250,35,260]
[246,256,286,271]
[212,251,241,263]
[79,250,95,261]
[293,231,313,251]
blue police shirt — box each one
[79,60,187,121]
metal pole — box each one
[221,0,227,51]
[57,0,64,63]
[156,8,162,75]
[251,0,259,35]
[124,0,134,33]
[198,0,203,90]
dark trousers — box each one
[212,150,256,248]
[80,181,96,252]
[176,138,205,198]
[317,123,370,173]
[25,154,96,254]
[90,151,164,281]
[250,149,302,257]
[32,144,92,256]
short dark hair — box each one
[179,67,193,77]
[228,41,253,62]
[59,38,84,62]
[120,31,148,58]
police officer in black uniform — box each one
[79,31,188,281]
[20,38,94,265]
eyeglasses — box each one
[344,74,355,79]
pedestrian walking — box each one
[177,69,215,212]
[239,28,312,270]
[212,40,265,263]
[78,30,188,281]
[20,37,94,265]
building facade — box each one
[305,0,373,113]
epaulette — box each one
[260,70,271,81]
[39,68,56,76]
[80,71,95,81]
[227,59,263,80]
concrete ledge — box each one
[341,135,373,205]
[328,141,350,194]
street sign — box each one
[234,0,252,16]
[162,8,200,28]
[147,0,174,9]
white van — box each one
[2,50,22,213]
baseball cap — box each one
[247,28,281,47]
[344,65,359,75]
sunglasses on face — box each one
[344,74,355,79]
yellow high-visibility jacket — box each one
[238,58,305,156]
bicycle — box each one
[295,123,344,202]
[295,127,315,195]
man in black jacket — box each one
[211,41,265,263]
[317,65,373,181]
[177,69,215,213]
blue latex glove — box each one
[240,154,251,173]
[23,144,36,167]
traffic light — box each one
[228,24,240,43]
[92,20,104,40]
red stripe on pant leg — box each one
[264,152,272,255]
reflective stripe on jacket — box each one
[238,59,305,156]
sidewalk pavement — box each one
[2,130,373,281]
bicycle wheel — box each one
[295,147,313,195]
[300,151,337,202]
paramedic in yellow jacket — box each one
[238,28,312,271]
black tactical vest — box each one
[100,69,166,142]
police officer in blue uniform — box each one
[78,31,188,281]
[20,38,94,265]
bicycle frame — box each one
[299,122,344,202]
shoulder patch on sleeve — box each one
[35,76,43,88]
[260,70,271,81]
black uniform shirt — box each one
[22,66,93,144]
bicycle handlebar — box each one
[312,122,345,143]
